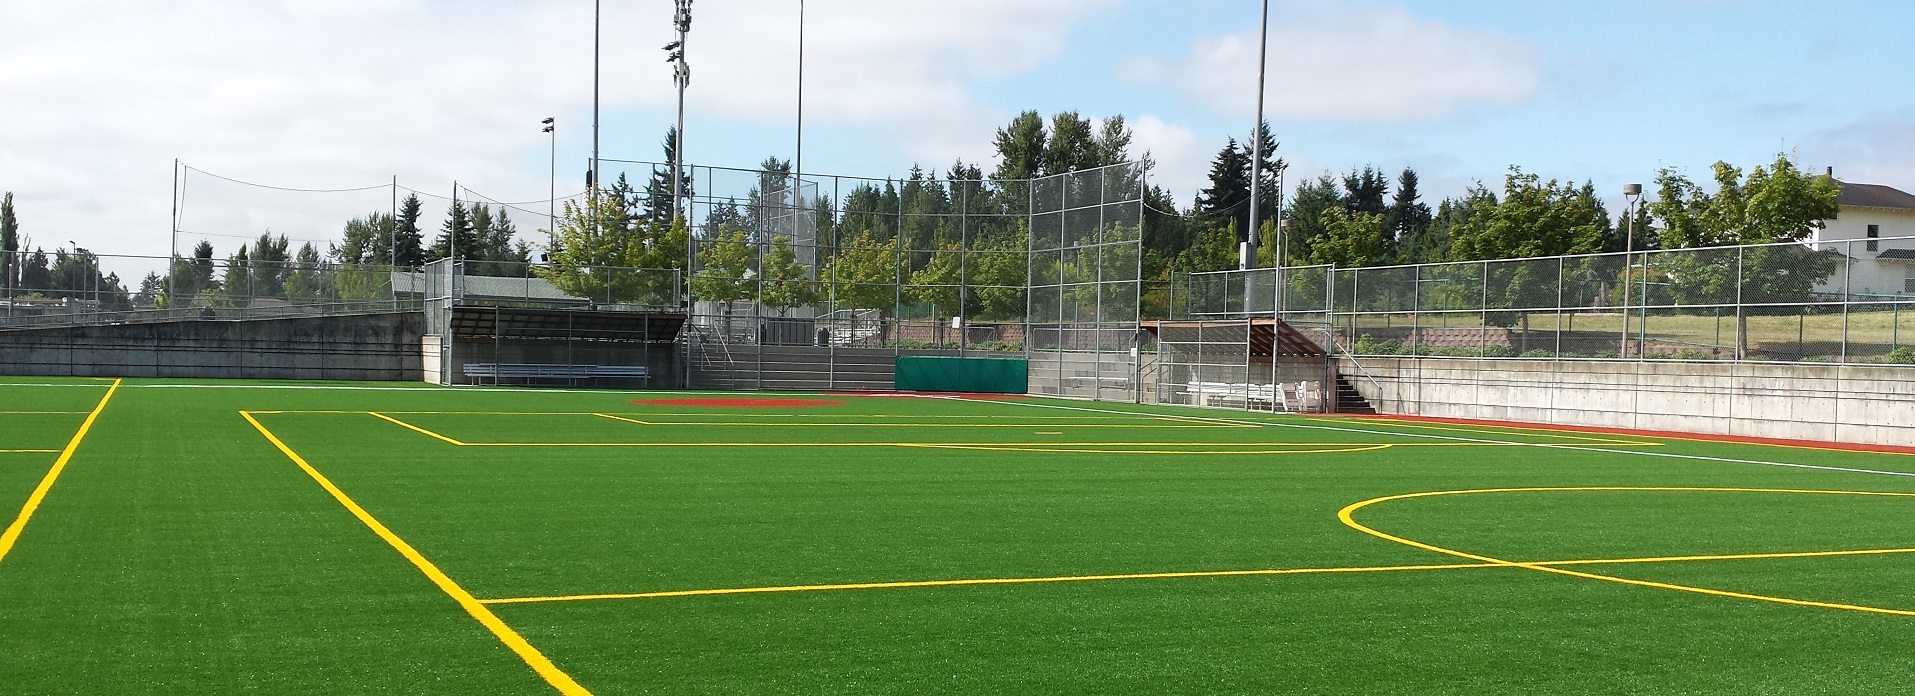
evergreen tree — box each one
[247,233,292,297]
[641,127,692,223]
[284,242,326,300]
[1249,120,1285,221]
[222,246,251,298]
[18,248,50,294]
[1341,166,1390,217]
[1605,202,1656,253]
[393,194,426,267]
[429,201,478,261]
[1384,168,1432,260]
[1195,138,1252,242]
[0,192,17,291]
[1283,175,1345,265]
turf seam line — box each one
[0,379,120,568]
[241,411,591,695]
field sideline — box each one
[4,377,1915,693]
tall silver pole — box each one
[670,0,693,217]
[170,159,180,299]
[545,118,556,257]
[591,0,601,196]
[793,0,804,228]
[1243,0,1270,271]
[390,175,398,268]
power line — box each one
[182,166,390,194]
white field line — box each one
[958,396,1915,480]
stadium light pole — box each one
[1242,0,1270,272]
[591,0,600,197]
[1621,182,1643,358]
[793,0,804,235]
[543,117,557,263]
[667,0,693,218]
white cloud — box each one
[687,0,1114,164]
[1119,0,1539,122]
[1127,115,1205,204]
[0,0,1112,262]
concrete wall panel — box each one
[1345,357,1915,446]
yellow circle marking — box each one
[1339,486,1915,618]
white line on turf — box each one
[954,395,1915,480]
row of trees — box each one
[1,191,137,309]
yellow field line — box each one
[1339,487,1915,619]
[0,379,120,568]
[592,413,654,425]
[477,544,1915,606]
[241,411,590,696]
[0,411,90,414]
[366,412,468,445]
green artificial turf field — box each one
[4,377,1915,694]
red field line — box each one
[1310,412,1915,456]
[822,391,1027,400]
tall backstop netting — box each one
[639,159,1144,394]
[1025,164,1145,400]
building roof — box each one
[390,270,586,303]
[1838,182,1915,211]
[1878,248,1915,261]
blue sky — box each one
[3,0,1912,258]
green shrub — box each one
[1888,347,1915,365]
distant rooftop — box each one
[1837,181,1915,211]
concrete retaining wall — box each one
[0,312,423,381]
[1342,356,1915,446]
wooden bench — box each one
[462,363,650,383]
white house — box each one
[1809,176,1915,297]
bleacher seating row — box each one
[1183,380,1323,411]
[461,363,650,382]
